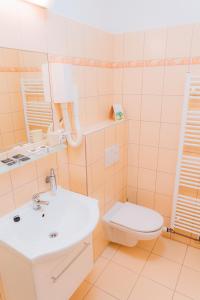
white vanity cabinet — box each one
[0,188,99,300]
[0,236,93,300]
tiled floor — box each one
[70,237,200,300]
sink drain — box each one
[49,232,58,239]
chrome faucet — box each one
[45,168,57,194]
[32,193,49,211]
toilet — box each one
[102,202,163,247]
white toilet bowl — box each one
[102,202,163,247]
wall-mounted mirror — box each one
[0,48,54,152]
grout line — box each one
[171,244,189,299]
[126,245,153,299]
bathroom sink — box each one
[0,187,99,262]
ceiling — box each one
[50,0,200,33]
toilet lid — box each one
[110,203,163,233]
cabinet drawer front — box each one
[50,243,93,300]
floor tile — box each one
[153,237,187,264]
[176,266,200,300]
[137,239,157,251]
[173,292,192,300]
[142,254,181,289]
[86,256,109,284]
[184,246,200,272]
[70,281,92,300]
[95,261,138,300]
[84,286,116,300]
[101,243,119,260]
[128,276,173,300]
[112,246,150,273]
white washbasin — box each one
[0,187,99,262]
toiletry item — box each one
[113,104,124,121]
[12,154,30,162]
[47,131,61,147]
[1,158,17,166]
[26,145,49,156]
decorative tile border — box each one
[49,55,200,69]
[1,56,200,72]
[0,67,41,72]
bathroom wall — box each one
[0,50,26,149]
[112,24,200,236]
[1,1,200,258]
[0,0,121,260]
[67,120,128,258]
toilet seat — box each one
[109,202,163,233]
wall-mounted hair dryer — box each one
[49,63,82,147]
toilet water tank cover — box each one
[110,203,163,233]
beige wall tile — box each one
[123,68,143,94]
[141,95,162,122]
[144,28,167,60]
[142,67,164,95]
[140,122,160,147]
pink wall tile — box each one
[138,168,156,192]
[123,95,141,120]
[124,32,145,61]
[10,162,37,189]
[163,65,188,95]
[87,158,105,194]
[157,148,178,174]
[84,67,98,97]
[123,68,143,94]
[113,34,124,62]
[142,67,164,95]
[137,189,155,209]
[0,173,12,197]
[68,138,86,166]
[0,0,21,49]
[127,166,138,188]
[154,194,172,218]
[67,19,85,57]
[19,1,47,52]
[140,121,160,147]
[86,130,105,165]
[90,185,105,216]
[141,95,162,122]
[161,96,183,123]
[156,172,175,196]
[0,193,15,217]
[36,153,57,178]
[166,24,194,58]
[144,28,167,60]
[69,164,87,195]
[128,144,139,167]
[113,69,123,94]
[128,120,141,144]
[105,126,116,148]
[127,186,137,203]
[159,123,180,150]
[191,24,200,57]
[14,180,38,208]
[57,165,70,189]
[139,145,158,170]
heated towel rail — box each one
[171,73,200,238]
[21,79,53,142]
